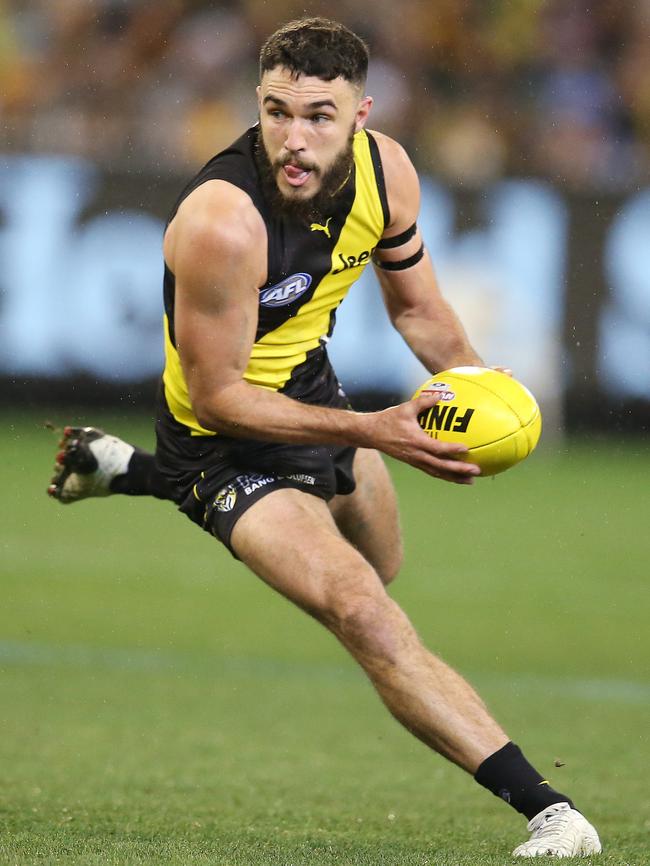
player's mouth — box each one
[281,162,315,188]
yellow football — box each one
[412,366,542,476]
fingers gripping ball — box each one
[412,367,542,476]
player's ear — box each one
[355,95,373,132]
[256,84,261,108]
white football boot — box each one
[513,802,602,858]
[47,426,134,503]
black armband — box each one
[373,243,425,271]
[376,222,417,249]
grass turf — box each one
[1,412,648,864]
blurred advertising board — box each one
[0,154,648,434]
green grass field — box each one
[1,412,648,865]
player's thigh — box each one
[328,448,402,584]
[230,487,386,625]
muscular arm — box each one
[167,182,356,443]
[165,179,479,483]
[371,131,483,373]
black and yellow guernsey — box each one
[156,124,389,477]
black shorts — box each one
[154,349,357,555]
[173,440,356,555]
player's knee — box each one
[310,563,381,631]
[321,584,406,662]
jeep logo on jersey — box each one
[332,248,376,274]
[260,273,312,307]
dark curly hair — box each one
[259,17,369,88]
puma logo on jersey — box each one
[310,217,332,238]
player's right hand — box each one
[363,392,481,484]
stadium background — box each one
[1,3,649,865]
[1,0,650,431]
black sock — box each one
[474,742,574,820]
[109,449,173,500]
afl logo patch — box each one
[260,273,312,307]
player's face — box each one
[257,67,372,202]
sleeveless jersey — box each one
[157,124,389,448]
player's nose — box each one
[284,119,307,152]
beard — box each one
[254,124,355,225]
